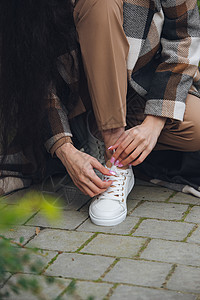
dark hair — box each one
[0,0,75,162]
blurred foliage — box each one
[198,0,200,12]
[0,192,63,300]
[0,192,95,299]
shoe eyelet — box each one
[122,199,124,202]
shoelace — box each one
[96,170,130,202]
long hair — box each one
[0,0,75,163]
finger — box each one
[91,159,116,176]
[83,176,109,195]
[77,181,97,198]
[131,148,151,166]
[87,172,113,189]
[108,133,127,150]
[112,133,134,163]
[119,142,147,166]
[74,182,88,195]
[121,145,146,166]
[117,138,141,161]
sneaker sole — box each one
[89,175,135,227]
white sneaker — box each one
[89,164,134,226]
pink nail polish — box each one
[129,164,132,166]
[118,163,124,168]
[114,160,120,166]
[110,157,115,164]
[108,146,113,150]
[109,171,117,176]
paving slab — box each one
[133,219,194,241]
[0,272,11,288]
[0,203,7,209]
[5,249,57,274]
[77,216,140,235]
[169,193,200,205]
[1,274,71,300]
[26,210,88,230]
[45,253,115,280]
[127,199,142,213]
[130,202,188,220]
[81,234,146,258]
[104,259,172,287]
[110,285,196,300]
[0,206,37,225]
[141,239,200,266]
[63,281,112,300]
[185,206,200,223]
[128,186,174,201]
[0,226,37,245]
[135,179,156,187]
[187,227,200,244]
[167,265,200,293]
[26,229,93,252]
[0,190,28,205]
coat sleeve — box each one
[42,84,73,154]
[144,0,200,121]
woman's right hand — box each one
[56,143,113,197]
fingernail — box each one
[110,157,115,164]
[129,164,132,166]
[118,163,124,168]
[108,146,113,150]
[114,160,120,166]
[109,171,117,176]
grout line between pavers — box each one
[23,210,40,225]
[164,191,177,203]
[181,205,195,222]
[127,200,145,216]
[127,216,196,223]
[75,232,99,253]
[74,216,90,231]
[134,238,151,258]
[182,224,199,242]
[104,283,119,300]
[169,200,200,206]
[56,279,76,300]
[77,198,92,212]
[23,227,46,247]
[100,258,120,280]
[129,217,147,235]
[161,264,177,288]
[40,252,62,275]
[31,274,200,297]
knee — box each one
[188,123,200,152]
[88,0,123,24]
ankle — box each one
[102,127,125,148]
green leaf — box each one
[19,237,24,244]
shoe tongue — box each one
[105,161,118,173]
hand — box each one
[109,115,166,166]
[56,143,113,197]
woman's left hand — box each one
[109,115,166,167]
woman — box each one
[1,0,200,226]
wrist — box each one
[143,115,166,130]
[55,142,76,159]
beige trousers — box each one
[74,0,200,152]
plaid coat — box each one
[1,0,200,195]
[44,0,200,153]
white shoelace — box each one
[96,169,130,202]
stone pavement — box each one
[1,177,200,300]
